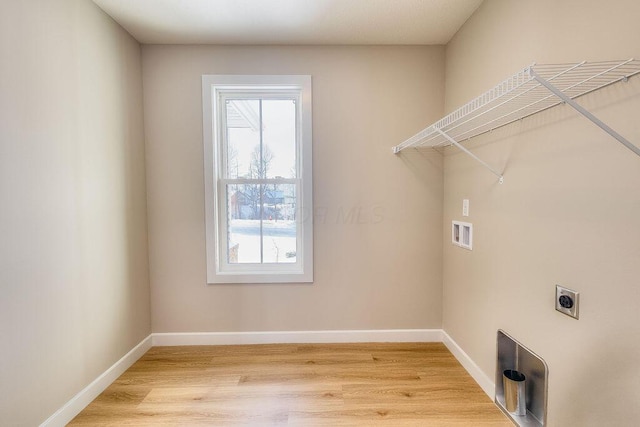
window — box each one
[202,75,313,283]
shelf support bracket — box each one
[435,128,504,183]
[530,69,640,157]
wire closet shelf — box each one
[393,59,640,182]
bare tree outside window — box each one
[244,144,274,219]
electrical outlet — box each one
[556,285,579,319]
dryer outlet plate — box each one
[556,285,579,319]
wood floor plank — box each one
[69,342,512,426]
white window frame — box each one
[202,75,313,284]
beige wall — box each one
[142,45,444,333]
[443,1,640,426]
[0,1,150,425]
[12,2,638,424]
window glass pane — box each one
[227,184,261,264]
[262,184,297,264]
[226,100,260,179]
[228,183,297,265]
[261,99,296,179]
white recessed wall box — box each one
[452,221,473,250]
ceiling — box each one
[91,0,483,45]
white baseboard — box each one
[40,334,153,427]
[152,329,443,346]
[442,330,495,399]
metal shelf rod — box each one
[530,69,640,157]
[435,128,504,184]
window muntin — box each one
[202,75,312,284]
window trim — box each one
[202,75,313,284]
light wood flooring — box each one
[70,342,512,426]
